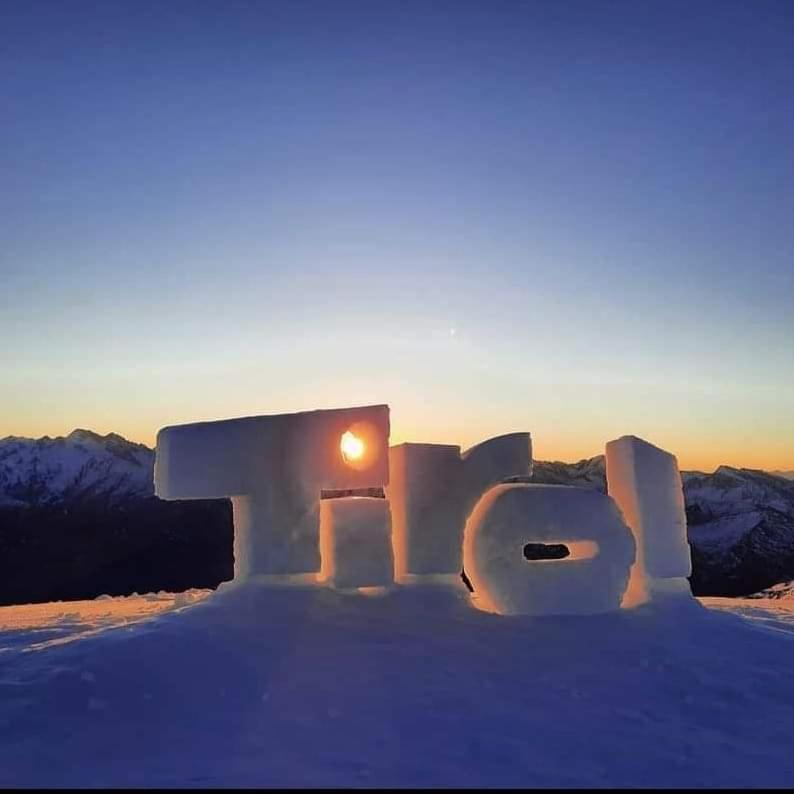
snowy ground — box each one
[700,589,794,639]
[1,584,794,788]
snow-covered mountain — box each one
[529,455,607,489]
[0,431,230,607]
[683,466,794,595]
[0,430,154,506]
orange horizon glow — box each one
[0,406,794,473]
[3,414,792,475]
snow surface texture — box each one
[155,406,390,578]
[1,583,794,788]
[464,484,635,616]
[748,579,794,600]
[319,497,394,588]
[387,434,531,581]
[606,436,692,606]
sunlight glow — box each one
[340,430,365,463]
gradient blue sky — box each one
[2,0,793,470]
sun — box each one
[340,430,365,463]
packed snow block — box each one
[463,484,635,616]
[388,433,531,580]
[155,405,390,578]
[155,405,390,500]
[388,443,462,579]
[605,435,691,584]
[460,433,534,511]
[231,491,325,580]
[319,497,394,588]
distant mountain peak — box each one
[67,428,144,446]
[0,430,154,506]
[67,428,104,444]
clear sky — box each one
[2,0,793,471]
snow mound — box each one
[1,584,794,787]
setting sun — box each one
[340,430,365,463]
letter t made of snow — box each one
[154,405,390,581]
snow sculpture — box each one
[605,435,693,605]
[463,484,636,615]
[154,402,691,615]
[319,496,394,588]
[155,405,390,581]
[388,433,531,584]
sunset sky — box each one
[2,0,793,472]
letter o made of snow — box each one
[463,484,635,616]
